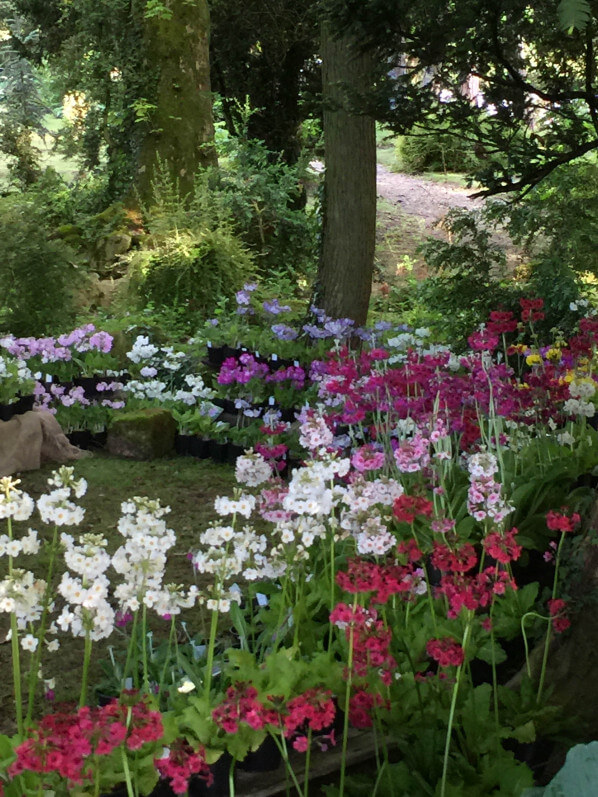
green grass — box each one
[0,453,239,733]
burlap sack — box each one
[0,411,91,476]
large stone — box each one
[107,408,176,459]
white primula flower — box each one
[21,634,38,652]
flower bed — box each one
[1,298,598,795]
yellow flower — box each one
[545,348,562,362]
[525,353,542,366]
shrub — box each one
[397,128,479,174]
[417,208,518,347]
[127,228,254,319]
[0,193,83,336]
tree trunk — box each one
[136,0,216,203]
[318,23,376,326]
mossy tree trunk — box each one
[317,23,376,326]
[136,0,217,203]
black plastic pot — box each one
[188,753,232,797]
[209,439,229,463]
[16,394,35,414]
[67,430,94,449]
[226,443,245,466]
[237,735,282,773]
[175,434,192,456]
[189,437,211,459]
[0,402,16,422]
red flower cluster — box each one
[336,557,423,604]
[520,297,545,323]
[487,310,518,336]
[548,598,571,633]
[212,683,278,734]
[393,494,434,524]
[431,542,477,573]
[8,695,163,785]
[437,567,516,619]
[426,637,465,668]
[155,740,212,795]
[283,689,336,738]
[348,689,388,729]
[546,509,581,533]
[483,527,522,564]
[330,603,397,685]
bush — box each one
[0,194,84,336]
[209,125,318,278]
[397,129,479,174]
[128,228,253,320]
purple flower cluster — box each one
[266,365,306,389]
[217,353,269,386]
[1,325,113,363]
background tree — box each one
[210,0,319,164]
[317,20,376,326]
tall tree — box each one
[136,0,216,201]
[317,21,376,325]
[10,0,216,201]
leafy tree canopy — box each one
[326,0,598,196]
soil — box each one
[374,163,519,287]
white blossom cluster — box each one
[37,468,87,527]
[112,496,189,616]
[0,528,40,557]
[563,379,596,418]
[235,450,272,487]
[0,568,46,630]
[193,522,269,583]
[57,533,115,640]
[0,479,35,521]
[283,455,349,516]
[339,474,405,556]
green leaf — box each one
[475,639,507,665]
[557,0,591,31]
[511,720,537,744]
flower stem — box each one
[10,611,23,735]
[339,596,358,797]
[537,531,566,703]
[440,620,471,797]
[204,605,219,698]
[79,630,92,708]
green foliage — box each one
[126,164,254,322]
[209,121,318,278]
[128,229,253,319]
[486,159,598,321]
[397,129,479,175]
[417,209,517,347]
[558,0,591,31]
[0,193,84,335]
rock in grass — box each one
[107,408,176,459]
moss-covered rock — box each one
[107,408,176,459]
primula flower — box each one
[426,637,465,667]
[546,509,581,533]
[483,528,522,563]
[548,598,571,633]
[393,494,433,524]
[155,740,212,794]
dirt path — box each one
[376,164,480,226]
[374,164,517,281]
